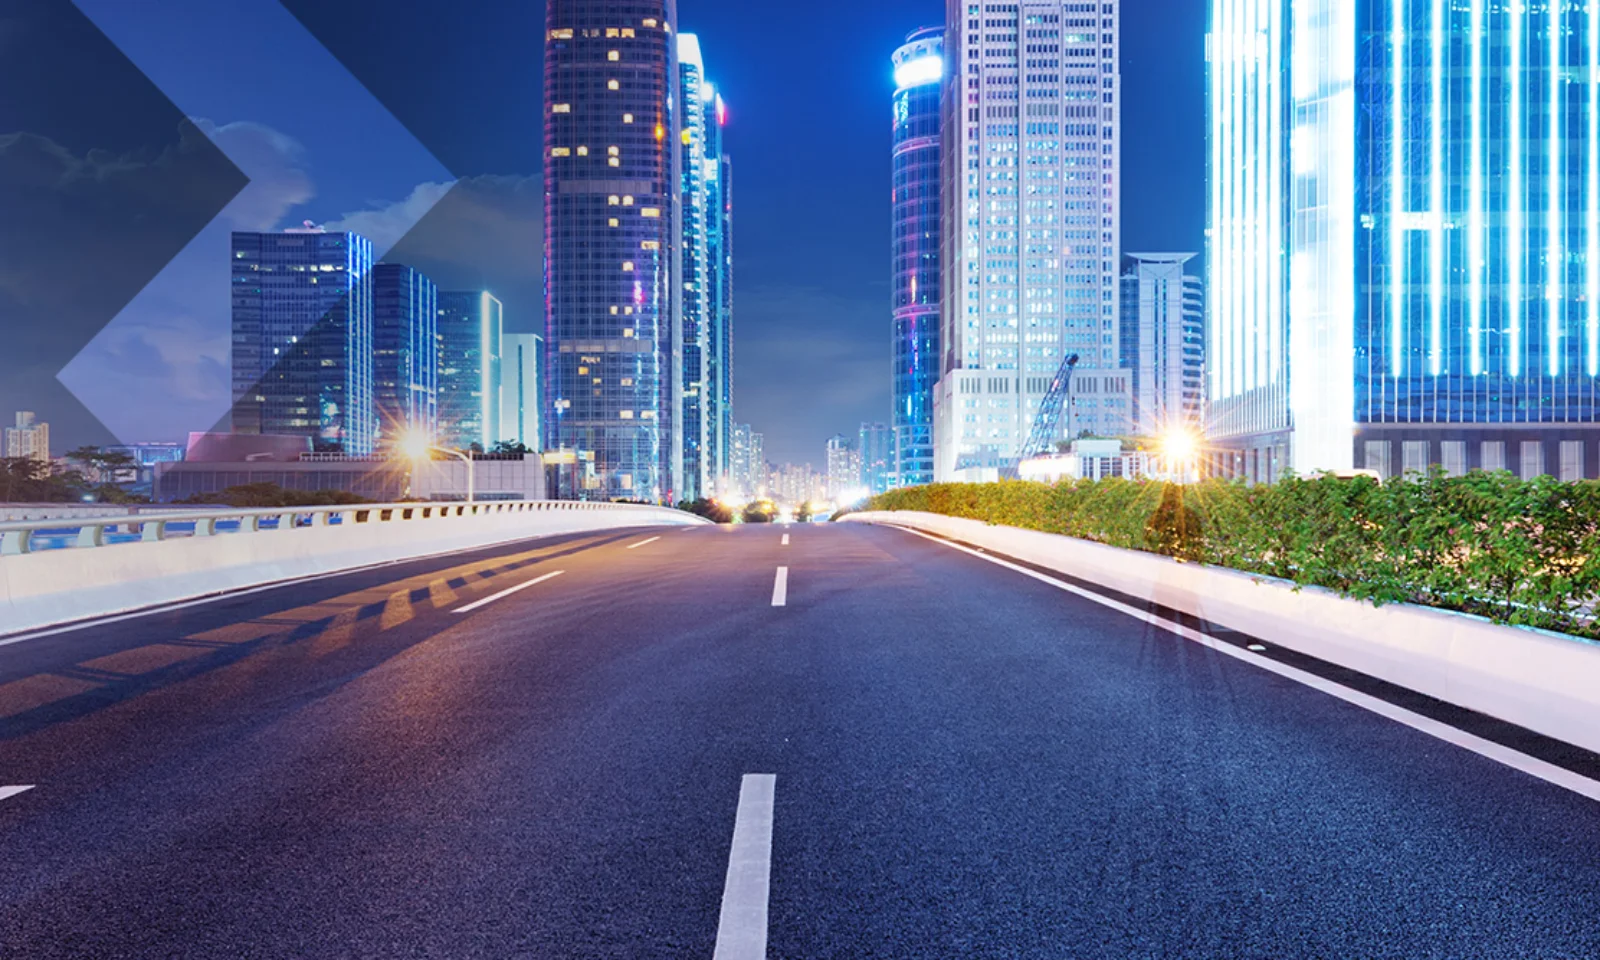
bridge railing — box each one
[0,500,662,556]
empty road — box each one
[2,521,1599,958]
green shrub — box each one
[866,472,1600,640]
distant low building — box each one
[4,412,49,462]
[157,433,544,502]
[1018,439,1157,483]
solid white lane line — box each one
[452,571,564,614]
[771,567,788,607]
[713,774,776,960]
[0,785,35,803]
[781,534,790,546]
[899,526,1600,805]
[627,536,662,550]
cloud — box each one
[56,117,320,443]
[196,119,315,230]
[324,180,456,252]
[330,174,545,328]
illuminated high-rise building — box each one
[230,228,375,455]
[1210,0,1600,482]
[705,84,734,498]
[501,332,543,452]
[891,27,943,488]
[1119,253,1204,437]
[372,263,438,448]
[544,0,681,500]
[436,291,502,452]
[933,2,1123,479]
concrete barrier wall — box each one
[0,504,705,637]
[846,511,1600,756]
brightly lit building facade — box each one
[677,34,734,500]
[437,291,502,452]
[1119,253,1204,436]
[934,0,1123,479]
[372,263,438,449]
[545,0,682,500]
[230,229,375,455]
[1210,0,1600,482]
[892,27,944,488]
[501,332,543,452]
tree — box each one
[490,440,533,456]
[742,500,776,524]
[677,498,734,523]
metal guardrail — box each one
[0,500,668,556]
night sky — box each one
[38,0,1205,467]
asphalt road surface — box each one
[2,522,1599,958]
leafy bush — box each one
[867,472,1600,640]
[677,498,735,523]
[179,483,370,508]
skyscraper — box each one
[825,433,862,500]
[933,2,1123,479]
[679,34,711,500]
[230,228,375,455]
[372,263,438,448]
[748,429,766,497]
[501,332,543,452]
[544,1,681,501]
[891,27,944,489]
[437,291,502,452]
[1119,253,1204,436]
[730,422,753,499]
[1210,0,1600,481]
[704,88,735,498]
[4,412,48,462]
[859,421,897,494]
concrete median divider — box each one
[0,501,708,637]
[845,510,1600,758]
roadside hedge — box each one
[866,473,1600,640]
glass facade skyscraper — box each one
[891,27,943,489]
[230,229,375,455]
[704,89,734,498]
[1210,0,1600,481]
[372,263,438,448]
[933,1,1123,479]
[675,33,734,501]
[679,34,711,500]
[1119,253,1204,436]
[544,0,682,501]
[437,291,502,452]
[501,332,543,452]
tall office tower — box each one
[501,332,544,452]
[4,411,48,462]
[748,430,766,496]
[892,27,944,488]
[230,228,375,455]
[436,291,502,452]
[678,34,711,500]
[825,434,862,500]
[705,91,734,496]
[545,1,681,501]
[1210,1,1600,482]
[859,421,897,494]
[933,1,1123,480]
[1119,253,1204,436]
[730,422,753,499]
[372,263,439,448]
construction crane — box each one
[1016,352,1081,463]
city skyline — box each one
[10,0,1204,468]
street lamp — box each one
[398,433,475,503]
